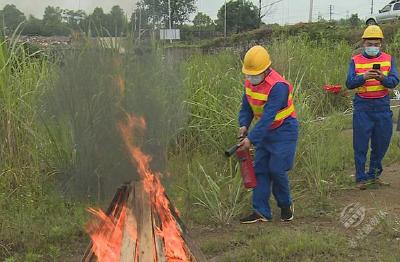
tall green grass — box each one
[269,37,353,119]
[166,152,248,225]
[0,37,87,260]
[0,38,48,165]
[182,53,242,151]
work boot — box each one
[281,205,294,222]
[240,212,270,224]
[356,181,367,190]
[372,178,390,186]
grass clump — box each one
[0,37,87,260]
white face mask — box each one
[247,74,265,85]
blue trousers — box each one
[252,139,297,219]
[353,110,393,182]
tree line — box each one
[0,2,362,40]
[1,4,130,37]
[0,1,262,39]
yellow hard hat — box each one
[362,25,384,39]
[242,45,272,75]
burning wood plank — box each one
[119,185,138,262]
[82,181,207,262]
[153,211,167,262]
[135,181,156,261]
[82,183,129,262]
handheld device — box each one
[372,64,381,70]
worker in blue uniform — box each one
[238,45,299,223]
[346,25,399,189]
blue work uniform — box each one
[346,52,399,182]
[239,82,299,219]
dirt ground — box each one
[335,163,400,218]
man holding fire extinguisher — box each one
[238,46,299,223]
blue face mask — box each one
[365,46,380,57]
[247,74,265,86]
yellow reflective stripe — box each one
[275,104,295,120]
[249,91,295,120]
[245,88,268,101]
[250,104,263,115]
[354,61,391,69]
[246,88,293,101]
[358,85,385,93]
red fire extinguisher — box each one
[225,144,257,189]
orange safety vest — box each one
[353,52,392,99]
[245,69,296,129]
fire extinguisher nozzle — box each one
[224,144,240,157]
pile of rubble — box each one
[17,36,71,48]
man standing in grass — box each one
[238,46,298,223]
[346,25,399,190]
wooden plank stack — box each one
[82,181,206,262]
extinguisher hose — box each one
[225,144,240,157]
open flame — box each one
[85,114,190,261]
[86,206,128,261]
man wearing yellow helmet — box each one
[346,25,399,190]
[238,45,298,223]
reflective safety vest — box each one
[245,69,296,129]
[353,52,391,99]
